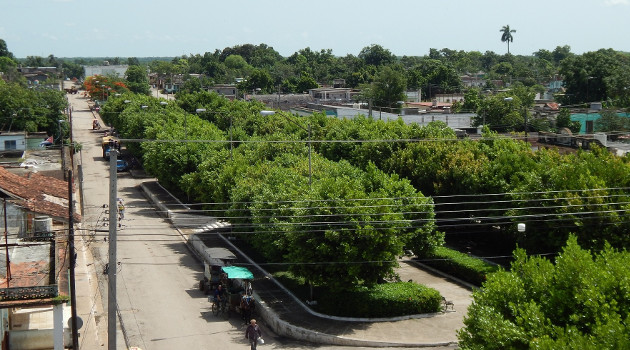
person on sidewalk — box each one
[245,319,262,350]
[117,198,125,222]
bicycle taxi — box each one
[210,265,255,321]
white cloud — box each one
[605,0,628,5]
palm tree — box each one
[500,25,516,54]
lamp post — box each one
[101,84,105,102]
[261,110,312,187]
[586,76,594,103]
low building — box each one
[0,131,27,154]
[0,166,79,349]
[84,64,128,78]
[308,87,357,103]
[208,84,238,99]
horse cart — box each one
[209,266,256,322]
[198,247,236,295]
[198,248,256,322]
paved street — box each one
[67,81,469,349]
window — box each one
[4,140,17,150]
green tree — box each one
[242,68,274,94]
[0,39,14,59]
[24,56,45,67]
[500,25,516,54]
[371,66,406,110]
[127,57,140,66]
[595,109,630,132]
[458,236,630,349]
[295,72,318,93]
[462,88,483,113]
[555,108,581,133]
[358,44,395,67]
[558,49,628,105]
[125,65,151,95]
[473,93,523,131]
[224,54,250,70]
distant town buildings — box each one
[83,64,128,78]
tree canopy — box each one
[458,235,630,349]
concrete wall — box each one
[0,134,26,152]
[1,202,27,238]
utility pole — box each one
[3,199,10,286]
[108,151,118,350]
[68,170,79,349]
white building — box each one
[83,65,128,78]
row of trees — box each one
[93,67,630,344]
[5,36,630,111]
[101,92,442,289]
[101,88,630,266]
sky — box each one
[2,0,630,59]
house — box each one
[461,74,486,88]
[308,87,356,103]
[0,166,79,349]
[0,132,27,154]
[17,67,62,88]
[332,79,346,88]
[208,84,238,99]
[434,93,465,103]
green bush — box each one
[423,247,500,286]
[273,271,441,317]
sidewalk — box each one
[138,180,470,348]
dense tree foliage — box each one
[458,236,630,349]
[101,92,442,289]
[125,65,151,95]
[0,81,67,135]
[558,49,630,106]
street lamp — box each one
[261,110,312,187]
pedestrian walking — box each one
[245,319,262,350]
[117,198,125,220]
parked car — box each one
[116,159,129,172]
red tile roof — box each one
[0,167,80,222]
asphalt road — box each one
[67,82,461,350]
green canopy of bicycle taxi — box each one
[221,266,254,280]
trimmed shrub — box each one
[274,271,441,318]
[423,247,500,286]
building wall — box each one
[0,134,26,152]
[83,65,128,78]
[571,112,630,134]
[0,201,27,238]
